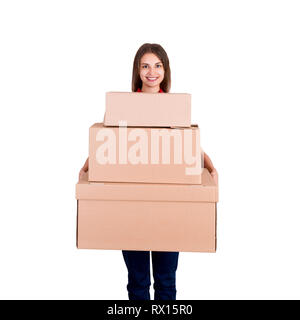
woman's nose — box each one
[147,66,156,75]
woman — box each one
[79,43,218,300]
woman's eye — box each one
[156,64,162,68]
[142,65,148,68]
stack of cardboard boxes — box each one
[76,92,218,252]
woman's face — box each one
[139,53,165,88]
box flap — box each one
[91,122,199,130]
[76,168,218,202]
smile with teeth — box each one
[146,76,159,81]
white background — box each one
[0,0,299,300]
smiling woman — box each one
[121,43,181,301]
[77,43,218,301]
[131,43,171,93]
[139,54,165,90]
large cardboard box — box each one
[88,123,202,184]
[104,92,191,128]
[76,169,218,253]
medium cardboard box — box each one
[104,92,191,128]
[88,123,202,184]
[76,169,218,253]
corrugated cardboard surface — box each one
[88,123,202,184]
[77,169,217,202]
[76,169,218,252]
[104,92,191,127]
[77,200,216,252]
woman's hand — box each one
[79,157,89,181]
[79,168,87,181]
[210,168,218,186]
[203,152,218,185]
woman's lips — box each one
[146,77,159,81]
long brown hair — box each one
[132,43,171,93]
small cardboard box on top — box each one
[88,123,203,184]
[104,92,191,128]
[76,168,218,253]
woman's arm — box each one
[203,152,218,185]
[78,157,89,180]
[82,157,89,172]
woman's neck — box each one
[141,84,161,93]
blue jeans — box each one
[122,250,179,300]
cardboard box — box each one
[76,168,218,253]
[104,92,191,127]
[88,123,202,184]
